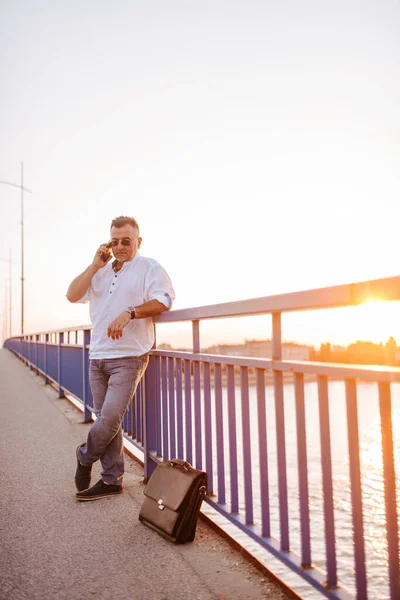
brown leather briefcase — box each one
[138,459,208,543]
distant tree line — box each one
[310,337,398,366]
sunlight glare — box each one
[341,300,400,345]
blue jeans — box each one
[77,354,149,486]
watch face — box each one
[126,306,136,319]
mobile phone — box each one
[100,243,112,262]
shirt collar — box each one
[112,251,140,272]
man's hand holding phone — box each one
[92,243,112,268]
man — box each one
[67,216,175,501]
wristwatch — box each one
[126,306,136,320]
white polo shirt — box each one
[77,253,175,359]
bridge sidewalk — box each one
[0,349,290,600]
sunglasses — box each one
[109,237,139,247]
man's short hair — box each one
[111,216,139,231]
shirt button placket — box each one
[110,275,117,294]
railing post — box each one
[32,335,36,371]
[82,329,91,422]
[379,382,400,600]
[345,378,367,599]
[143,354,158,481]
[28,335,32,369]
[44,333,49,384]
[192,320,202,470]
[35,334,39,375]
[192,320,200,353]
[318,375,337,588]
[272,312,289,552]
[58,332,65,398]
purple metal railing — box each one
[3,274,400,600]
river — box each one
[197,380,400,599]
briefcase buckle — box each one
[158,499,165,511]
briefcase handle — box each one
[168,459,192,472]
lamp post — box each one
[9,249,11,337]
[0,162,32,334]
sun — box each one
[339,299,400,345]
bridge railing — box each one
[4,275,400,600]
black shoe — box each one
[75,446,92,492]
[76,479,123,502]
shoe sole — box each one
[75,489,123,502]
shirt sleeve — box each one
[74,286,91,304]
[145,262,175,309]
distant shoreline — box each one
[198,371,318,388]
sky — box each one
[1,0,400,349]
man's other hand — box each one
[92,243,112,269]
[107,311,131,340]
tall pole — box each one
[9,249,12,338]
[21,162,24,335]
[2,283,7,343]
[0,166,31,336]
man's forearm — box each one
[134,299,169,319]
[66,265,99,303]
[107,299,170,340]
